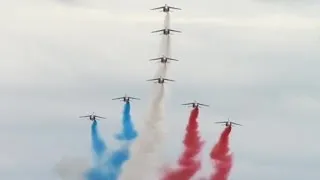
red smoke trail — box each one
[209,126,233,180]
[162,107,204,180]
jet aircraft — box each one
[79,113,106,121]
[215,118,242,127]
[147,77,175,84]
[151,28,181,35]
[151,4,181,12]
[182,101,209,108]
[112,94,140,102]
[149,56,179,63]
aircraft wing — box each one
[169,29,181,33]
[167,58,179,61]
[147,78,158,81]
[199,103,209,107]
[168,6,181,10]
[163,78,175,81]
[151,29,163,33]
[215,121,227,124]
[129,97,140,100]
[79,115,90,118]
[231,122,242,126]
[181,103,193,105]
[95,116,106,119]
[150,6,164,10]
[150,57,161,61]
[112,97,123,100]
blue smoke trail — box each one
[91,120,106,160]
[115,102,138,141]
[105,101,138,179]
[85,102,138,180]
[85,120,108,180]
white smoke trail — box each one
[119,12,172,180]
[119,84,165,180]
[157,13,171,78]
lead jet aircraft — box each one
[150,55,179,63]
[182,101,209,108]
[151,4,181,12]
[215,118,242,127]
[147,77,175,84]
[151,28,181,35]
[79,112,106,121]
[112,94,140,103]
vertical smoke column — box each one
[155,12,171,78]
[209,126,233,180]
[162,107,204,180]
[119,84,165,180]
[85,120,108,180]
[120,10,174,180]
[105,102,138,179]
[91,120,107,162]
[115,102,138,141]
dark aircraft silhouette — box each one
[215,118,242,127]
[151,4,181,12]
[151,28,181,35]
[79,112,106,121]
[182,101,209,108]
[147,77,175,84]
[112,94,140,103]
[149,55,179,63]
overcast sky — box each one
[1,0,320,180]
